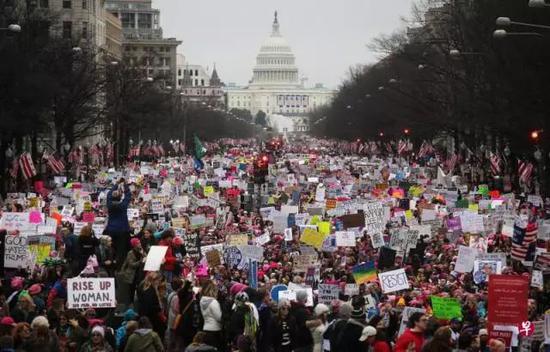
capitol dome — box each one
[250,12,300,88]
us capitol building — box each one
[225,12,334,132]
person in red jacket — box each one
[395,312,427,352]
[158,229,178,286]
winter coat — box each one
[105,185,131,234]
[200,296,222,332]
[271,316,298,352]
[123,329,163,352]
[119,248,143,284]
[158,239,177,272]
[184,343,218,352]
[289,301,313,348]
[80,340,113,352]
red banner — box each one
[488,328,513,348]
[488,274,529,325]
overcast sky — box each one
[156,0,416,89]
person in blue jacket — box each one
[105,178,132,270]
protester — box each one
[124,317,164,352]
[0,137,548,352]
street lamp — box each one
[378,86,384,91]
[404,128,410,135]
[529,0,550,7]
[493,29,543,39]
[531,130,542,141]
[388,78,398,84]
[346,105,352,109]
[418,64,426,70]
[0,24,21,32]
[495,17,550,30]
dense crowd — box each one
[0,137,548,352]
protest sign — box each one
[0,212,31,232]
[545,314,550,343]
[278,290,296,302]
[73,222,86,236]
[455,246,478,273]
[364,202,384,235]
[488,328,513,348]
[344,284,359,296]
[4,234,29,268]
[205,249,221,267]
[335,231,356,247]
[301,228,326,249]
[369,232,385,248]
[460,213,484,233]
[378,268,410,293]
[318,284,340,304]
[127,208,140,220]
[143,246,168,271]
[248,260,258,289]
[341,214,365,229]
[531,270,543,289]
[228,234,248,246]
[224,246,243,268]
[67,277,115,309]
[28,243,51,265]
[431,296,463,320]
[238,245,264,262]
[488,275,529,325]
[190,215,206,228]
[293,254,318,272]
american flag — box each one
[18,152,37,180]
[128,145,141,158]
[89,144,101,166]
[518,160,534,184]
[512,221,537,261]
[489,152,502,175]
[398,140,407,154]
[43,152,65,174]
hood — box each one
[134,328,152,336]
[200,296,215,310]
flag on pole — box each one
[43,152,65,174]
[489,152,502,176]
[18,153,37,180]
[9,159,19,179]
[518,160,534,184]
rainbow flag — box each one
[352,261,377,285]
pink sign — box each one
[82,212,95,223]
[29,211,43,224]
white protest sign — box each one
[144,246,168,271]
[255,233,270,246]
[150,199,164,214]
[344,283,359,296]
[278,290,296,302]
[365,294,376,309]
[73,222,87,236]
[281,205,299,216]
[455,246,478,273]
[545,314,550,344]
[318,284,340,304]
[284,228,293,241]
[0,212,31,232]
[460,213,484,233]
[67,277,115,309]
[237,245,264,262]
[364,202,384,235]
[409,225,432,239]
[531,270,543,289]
[421,209,436,222]
[127,208,140,220]
[4,234,29,268]
[92,224,105,236]
[369,232,385,248]
[335,231,356,247]
[315,184,326,202]
[37,224,57,235]
[378,268,410,293]
[288,283,314,307]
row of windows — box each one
[60,0,90,9]
[257,58,293,65]
[124,46,172,52]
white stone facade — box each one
[225,12,334,117]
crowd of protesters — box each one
[0,136,547,352]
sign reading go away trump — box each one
[67,278,116,309]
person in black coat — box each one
[272,300,298,352]
[77,225,99,273]
[136,272,164,336]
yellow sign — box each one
[228,234,248,246]
[318,221,331,236]
[301,228,327,249]
[405,210,413,219]
[468,204,479,213]
[83,201,92,212]
[29,244,51,264]
[204,186,214,197]
[309,215,321,226]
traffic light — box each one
[254,153,269,183]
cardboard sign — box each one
[488,275,529,325]
[341,214,365,229]
[205,249,221,267]
[4,234,29,268]
[67,277,116,309]
[318,284,340,304]
[143,246,169,271]
[455,246,478,273]
[431,296,463,320]
[378,268,410,293]
[228,234,248,246]
[335,231,356,247]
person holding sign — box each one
[105,178,132,270]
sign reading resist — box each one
[378,268,410,293]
